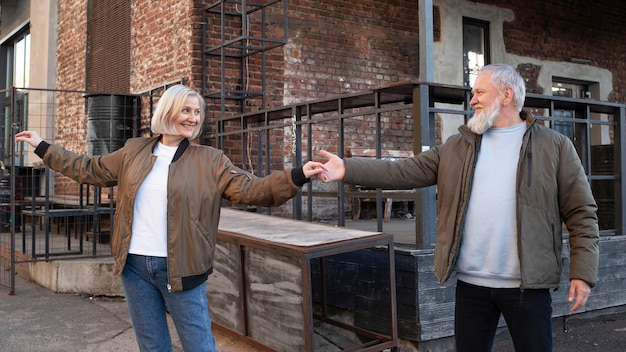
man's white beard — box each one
[467,99,501,134]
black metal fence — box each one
[1,82,624,294]
[205,81,626,248]
[0,87,153,294]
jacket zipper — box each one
[519,132,533,292]
[443,139,479,283]
[551,222,560,268]
[526,150,532,187]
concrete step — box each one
[28,257,123,296]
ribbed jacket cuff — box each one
[291,167,310,187]
[34,141,50,158]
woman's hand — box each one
[15,131,44,148]
[302,160,327,179]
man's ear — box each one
[502,87,514,106]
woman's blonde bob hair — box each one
[151,85,206,140]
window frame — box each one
[462,17,490,88]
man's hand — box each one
[568,279,591,312]
[319,150,346,182]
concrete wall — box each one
[0,0,30,39]
[28,257,123,296]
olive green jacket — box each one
[344,113,599,289]
[37,136,304,292]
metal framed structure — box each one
[0,86,150,294]
[202,0,288,145]
[205,81,626,249]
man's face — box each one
[467,72,502,134]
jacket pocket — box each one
[192,219,212,249]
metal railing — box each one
[205,81,626,249]
[0,87,152,294]
[2,82,623,293]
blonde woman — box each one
[16,84,325,352]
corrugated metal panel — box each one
[87,0,130,93]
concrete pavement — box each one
[0,274,262,352]
[2,273,626,351]
[492,305,626,351]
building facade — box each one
[2,0,625,347]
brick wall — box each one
[55,0,626,148]
[280,0,419,159]
[129,1,203,92]
[56,0,88,152]
[54,0,626,207]
[57,0,205,136]
[54,0,89,194]
[283,1,419,98]
[129,0,205,136]
[474,0,626,103]
[204,0,626,183]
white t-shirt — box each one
[128,142,177,257]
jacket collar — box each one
[153,136,190,163]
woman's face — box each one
[162,95,201,146]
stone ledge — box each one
[29,257,123,296]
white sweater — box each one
[455,122,526,288]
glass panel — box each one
[13,33,30,88]
[24,33,30,87]
[14,39,24,86]
[589,111,613,122]
[551,86,572,97]
[552,108,574,139]
[591,179,615,231]
[463,19,489,87]
[4,44,14,89]
[589,119,615,151]
[590,141,615,231]
[551,121,588,170]
[590,139,615,175]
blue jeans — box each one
[455,280,553,352]
[120,254,218,352]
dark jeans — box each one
[455,280,553,352]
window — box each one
[2,28,30,89]
[552,79,616,232]
[551,81,589,161]
[1,27,30,164]
[463,18,490,87]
